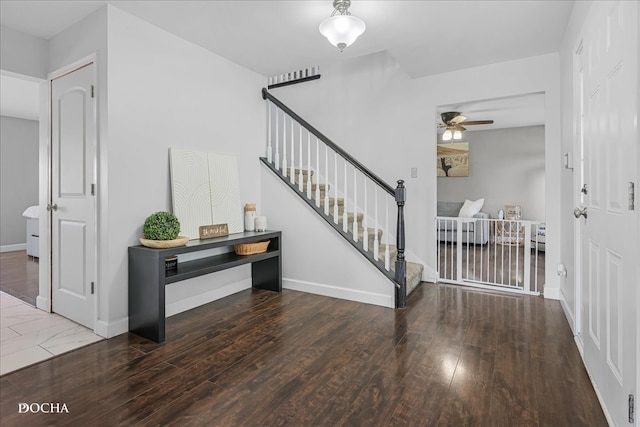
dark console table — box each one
[128,230,281,342]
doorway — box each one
[0,72,43,306]
[435,93,547,294]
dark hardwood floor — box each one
[0,284,606,426]
[0,250,38,306]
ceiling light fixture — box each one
[453,130,462,140]
[442,130,453,141]
[319,0,366,52]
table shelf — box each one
[164,249,279,284]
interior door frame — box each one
[572,39,584,352]
[38,54,98,332]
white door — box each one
[50,62,96,329]
[577,1,638,425]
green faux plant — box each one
[143,211,180,240]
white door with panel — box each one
[577,1,638,425]
[51,62,96,329]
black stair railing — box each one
[261,88,407,308]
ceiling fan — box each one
[438,111,494,140]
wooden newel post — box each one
[394,179,407,309]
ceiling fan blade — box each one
[461,120,494,125]
[450,115,467,124]
[441,111,461,124]
[450,124,466,132]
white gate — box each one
[436,217,544,294]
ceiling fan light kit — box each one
[439,111,494,141]
[319,0,366,52]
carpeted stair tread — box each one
[388,261,423,296]
[319,197,344,207]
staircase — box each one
[261,88,423,308]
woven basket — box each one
[234,240,270,256]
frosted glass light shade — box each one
[453,130,462,140]
[319,15,366,51]
[442,130,453,141]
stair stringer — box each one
[261,164,395,308]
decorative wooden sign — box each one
[199,223,229,240]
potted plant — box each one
[139,211,188,248]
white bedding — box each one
[22,205,39,219]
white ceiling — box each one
[0,1,571,127]
[1,0,575,78]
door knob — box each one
[573,206,587,219]
[46,203,58,212]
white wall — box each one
[103,6,265,335]
[272,52,562,297]
[438,125,546,221]
[43,5,266,337]
[0,116,39,247]
[0,26,48,79]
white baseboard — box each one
[0,243,27,253]
[559,290,576,334]
[95,318,128,339]
[36,295,50,311]
[543,284,560,300]
[283,278,394,308]
[422,264,436,282]
[165,279,252,317]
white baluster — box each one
[274,108,280,170]
[374,187,379,260]
[298,125,303,190]
[267,101,272,163]
[315,138,321,207]
[289,118,295,181]
[343,160,348,232]
[384,198,390,271]
[323,145,329,214]
[306,131,312,199]
[363,178,368,252]
[282,115,287,177]
[353,169,358,242]
[333,152,339,223]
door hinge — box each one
[91,85,95,98]
[629,182,635,210]
[91,183,95,196]
[630,394,635,424]
[91,282,95,295]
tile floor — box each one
[0,291,103,375]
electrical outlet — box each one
[411,167,418,178]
